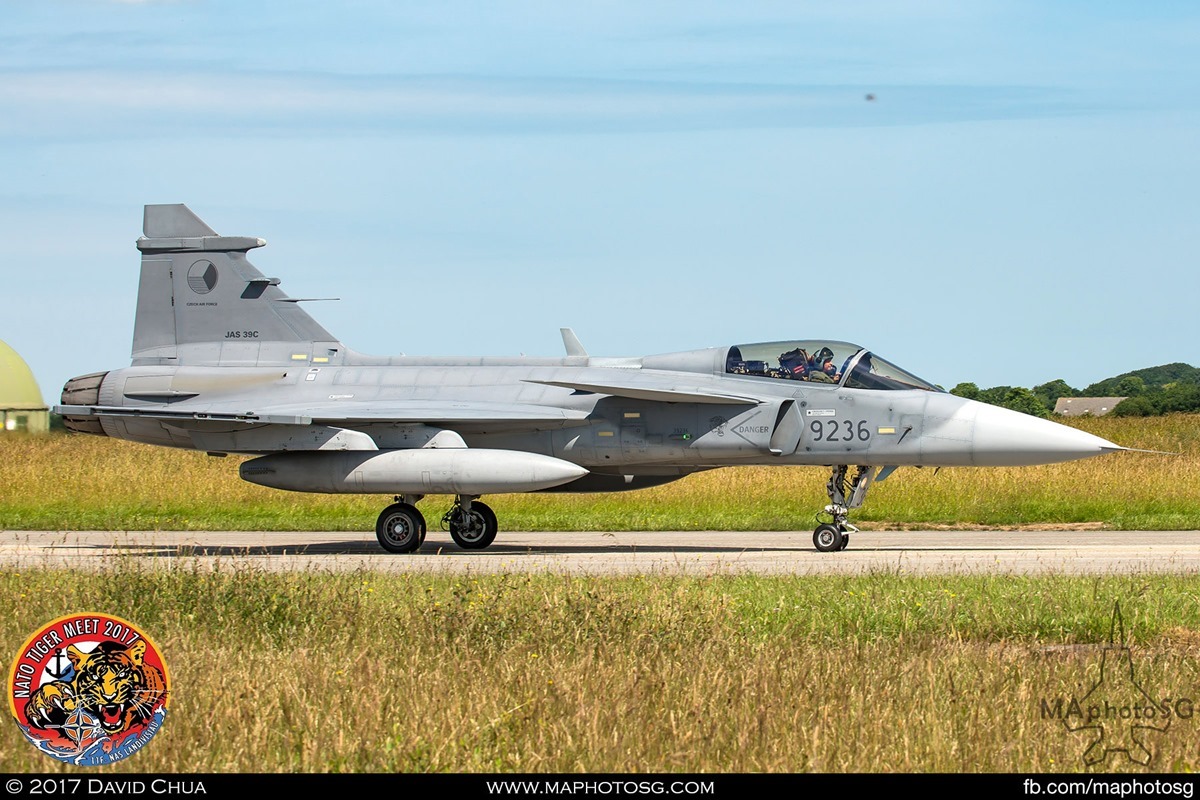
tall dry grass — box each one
[2,568,1198,773]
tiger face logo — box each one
[8,614,170,766]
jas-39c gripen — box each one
[56,205,1127,554]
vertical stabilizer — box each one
[131,204,342,366]
[142,203,217,238]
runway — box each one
[2,529,1199,575]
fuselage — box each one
[63,340,1120,486]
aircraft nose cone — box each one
[969,401,1123,466]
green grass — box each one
[3,567,1199,772]
[6,418,1197,773]
[2,414,1199,531]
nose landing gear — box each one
[812,465,879,553]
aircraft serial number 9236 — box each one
[56,205,1126,554]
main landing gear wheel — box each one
[445,500,498,550]
[376,502,426,553]
[813,523,845,553]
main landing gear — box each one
[375,495,426,553]
[441,496,498,550]
[812,465,879,553]
[374,494,499,553]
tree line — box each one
[949,362,1200,418]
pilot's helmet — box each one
[815,346,835,361]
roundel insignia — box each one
[8,613,170,766]
[187,260,218,294]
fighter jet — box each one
[55,204,1126,554]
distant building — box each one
[1054,397,1127,417]
[0,339,49,434]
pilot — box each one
[807,360,835,383]
[817,358,839,382]
[792,345,830,383]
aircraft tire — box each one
[376,502,426,553]
[813,523,845,553]
[449,501,499,550]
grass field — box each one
[2,414,1198,531]
[2,568,1199,773]
[3,418,1199,774]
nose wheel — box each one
[813,523,850,553]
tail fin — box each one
[132,204,342,366]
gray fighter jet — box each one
[55,204,1126,553]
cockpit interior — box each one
[725,340,942,392]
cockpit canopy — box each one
[725,340,942,392]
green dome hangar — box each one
[0,339,48,434]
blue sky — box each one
[2,1,1198,402]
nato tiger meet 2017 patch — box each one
[8,613,170,766]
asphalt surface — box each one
[3,529,1199,575]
